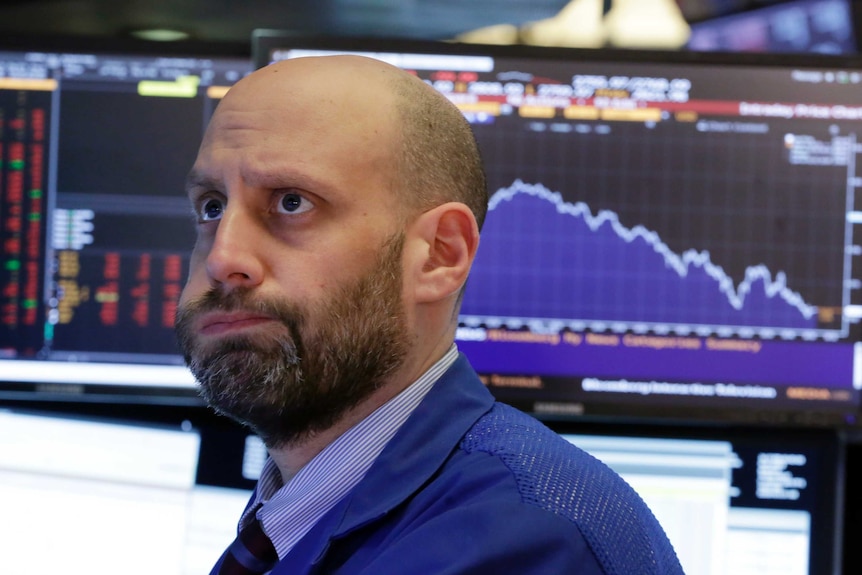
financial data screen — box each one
[259,39,862,425]
[3,37,862,423]
[0,49,251,401]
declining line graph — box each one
[461,180,825,336]
[489,180,817,317]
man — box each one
[176,54,684,575]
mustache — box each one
[175,286,305,367]
[174,286,307,363]
[178,286,303,323]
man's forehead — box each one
[232,55,398,97]
[188,57,403,190]
[216,63,398,131]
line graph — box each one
[461,180,827,337]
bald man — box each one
[175,55,684,575]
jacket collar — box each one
[280,353,495,571]
[337,353,494,533]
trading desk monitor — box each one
[255,35,862,425]
[0,47,252,403]
[0,408,260,575]
[0,407,842,575]
[554,425,843,575]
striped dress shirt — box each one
[238,345,459,562]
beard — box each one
[175,233,409,448]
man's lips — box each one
[197,312,278,336]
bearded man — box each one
[176,54,683,575]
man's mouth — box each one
[197,312,278,336]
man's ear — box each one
[407,202,480,304]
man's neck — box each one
[266,384,398,484]
[266,340,454,484]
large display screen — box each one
[0,46,252,403]
[0,406,843,575]
[0,407,259,574]
[255,34,862,426]
[3,35,862,426]
[556,423,844,575]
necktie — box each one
[217,515,279,575]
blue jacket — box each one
[241,354,684,574]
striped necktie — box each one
[217,515,279,575]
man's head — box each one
[175,55,486,447]
[389,68,488,230]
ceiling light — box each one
[129,28,191,42]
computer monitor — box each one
[0,44,252,404]
[4,33,862,425]
[253,33,862,427]
[553,423,844,575]
[0,407,258,574]
[0,406,842,575]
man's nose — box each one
[204,206,265,289]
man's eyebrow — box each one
[184,169,220,193]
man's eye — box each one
[199,198,224,221]
[276,192,313,215]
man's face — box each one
[176,60,412,446]
[175,233,408,446]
